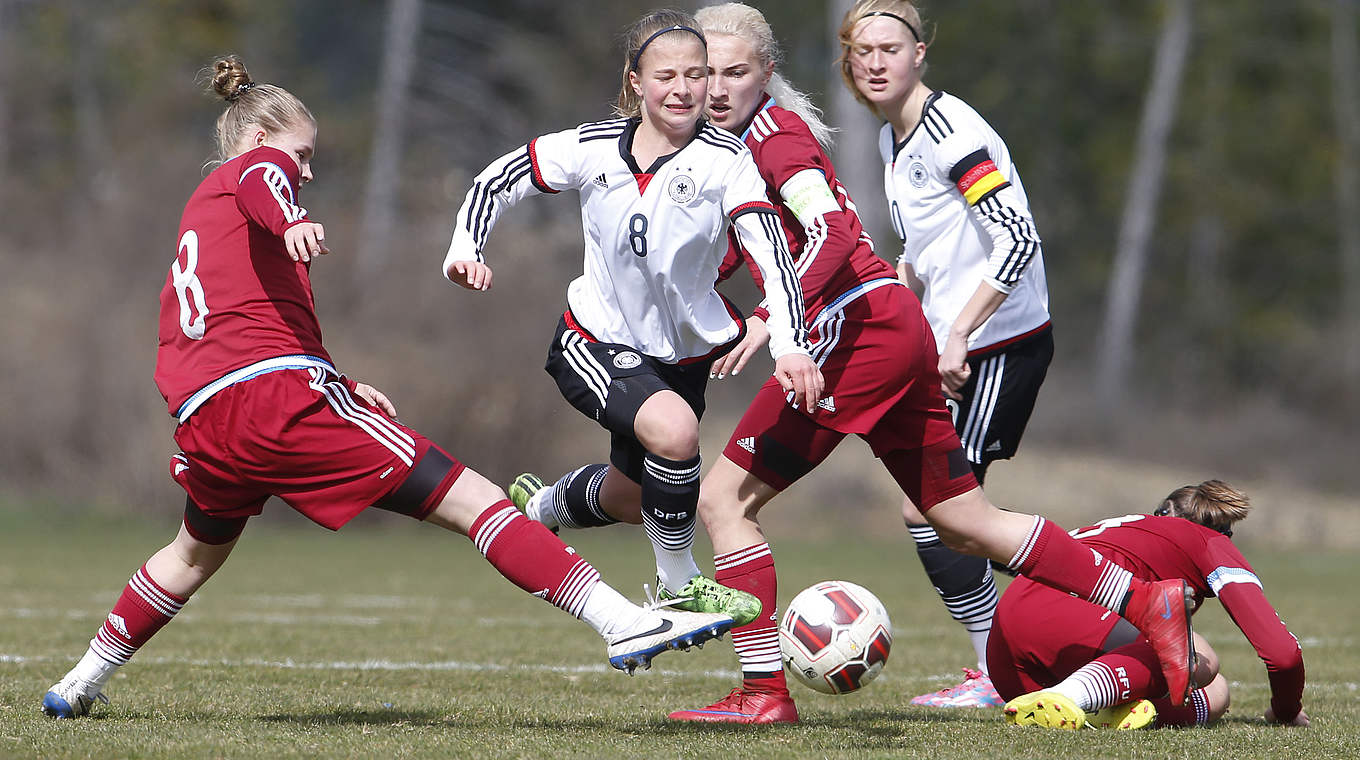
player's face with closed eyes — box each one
[631,34,709,139]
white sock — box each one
[578,583,647,639]
[655,555,702,595]
[1051,661,1122,712]
[969,629,991,675]
[69,646,120,691]
[525,484,559,530]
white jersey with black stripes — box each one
[446,117,809,364]
[881,91,1050,354]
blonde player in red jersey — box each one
[447,10,822,630]
[40,55,737,720]
[995,481,1307,730]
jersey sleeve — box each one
[724,153,809,360]
[235,147,310,236]
[1200,535,1306,721]
[755,126,862,307]
[443,128,577,275]
[936,130,1042,294]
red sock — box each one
[1151,687,1211,726]
[89,565,186,665]
[470,501,600,618]
[715,542,786,695]
[1008,516,1138,612]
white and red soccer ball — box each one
[779,580,892,695]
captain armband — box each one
[779,169,840,228]
[949,148,1011,206]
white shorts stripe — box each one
[561,333,610,408]
[959,354,1004,463]
[310,372,416,466]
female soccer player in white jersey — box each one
[839,0,1053,706]
[653,2,1001,722]
[39,56,736,720]
[444,10,823,629]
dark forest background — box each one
[1,0,1356,525]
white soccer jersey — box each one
[882,91,1050,353]
[446,118,809,364]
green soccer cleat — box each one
[508,472,545,511]
[657,575,762,627]
[508,473,558,532]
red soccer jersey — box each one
[155,146,332,417]
[1069,514,1305,720]
[718,97,895,321]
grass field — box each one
[2,508,1357,760]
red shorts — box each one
[985,576,1125,700]
[721,283,973,510]
[169,367,464,534]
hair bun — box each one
[209,55,253,102]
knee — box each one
[647,426,700,461]
[1192,633,1220,688]
[1202,673,1230,723]
[697,491,750,534]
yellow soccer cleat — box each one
[1087,699,1157,730]
[1003,691,1087,730]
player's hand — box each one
[1264,707,1310,727]
[774,352,824,413]
[711,317,769,379]
[353,382,398,418]
[938,333,970,400]
[283,222,329,263]
[447,260,493,291]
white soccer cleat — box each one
[41,677,109,719]
[606,603,733,674]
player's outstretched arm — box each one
[445,260,494,292]
[282,221,329,263]
[710,317,769,379]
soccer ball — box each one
[779,580,892,695]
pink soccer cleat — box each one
[667,688,799,724]
[909,668,1004,708]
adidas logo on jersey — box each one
[737,437,756,453]
[817,396,837,413]
[592,172,609,188]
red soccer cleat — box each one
[1122,578,1195,706]
[667,688,799,724]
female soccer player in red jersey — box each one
[446,10,822,630]
[39,55,736,720]
[995,481,1308,730]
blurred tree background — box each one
[1,0,1356,518]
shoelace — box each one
[642,582,694,611]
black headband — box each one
[858,11,921,43]
[630,24,706,72]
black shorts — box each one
[544,314,716,482]
[949,325,1053,467]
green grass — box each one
[2,509,1357,759]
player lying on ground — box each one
[993,480,1308,730]
[444,9,821,641]
[514,2,1201,722]
[40,55,733,720]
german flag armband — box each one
[949,148,1010,206]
